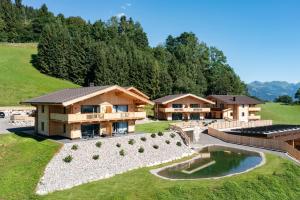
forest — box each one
[0,0,247,99]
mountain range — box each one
[247,81,300,101]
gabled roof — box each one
[153,93,215,105]
[124,86,150,99]
[207,95,262,105]
[22,85,154,106]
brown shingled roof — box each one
[22,85,154,106]
[207,95,262,105]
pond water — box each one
[156,146,263,179]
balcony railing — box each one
[249,107,261,112]
[159,107,210,113]
[50,112,146,123]
[248,115,261,120]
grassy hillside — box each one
[260,102,300,124]
[1,133,299,200]
[0,43,78,106]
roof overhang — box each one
[160,94,215,105]
[126,87,150,99]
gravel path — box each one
[36,132,193,195]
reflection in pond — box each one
[157,146,262,179]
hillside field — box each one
[260,102,300,124]
[0,43,78,106]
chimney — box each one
[89,82,94,87]
[233,96,236,101]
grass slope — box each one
[0,43,78,106]
[260,102,300,124]
[0,133,299,200]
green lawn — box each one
[0,43,78,106]
[260,102,300,124]
[1,133,299,200]
[136,121,174,133]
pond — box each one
[155,145,263,179]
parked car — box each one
[0,112,5,118]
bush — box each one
[170,133,176,138]
[128,139,136,145]
[151,133,156,138]
[153,145,159,149]
[92,155,99,160]
[176,141,182,146]
[63,155,73,163]
[165,140,170,144]
[95,141,102,148]
[71,144,78,150]
[158,131,164,136]
[119,149,125,156]
[116,143,121,148]
[140,137,147,141]
[138,147,144,153]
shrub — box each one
[170,133,176,138]
[71,144,78,150]
[140,137,147,141]
[165,140,170,144]
[92,155,99,160]
[128,139,136,145]
[95,141,102,148]
[138,147,144,153]
[119,149,125,156]
[63,155,73,163]
[176,141,182,146]
[158,131,164,136]
[151,133,156,138]
[153,145,159,149]
[116,143,121,148]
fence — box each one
[208,127,300,161]
[209,120,273,130]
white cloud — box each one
[121,5,126,10]
[116,12,126,18]
[126,3,131,7]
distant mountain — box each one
[247,81,300,101]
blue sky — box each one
[23,0,300,83]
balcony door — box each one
[113,105,128,113]
[113,122,128,135]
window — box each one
[63,124,66,133]
[63,107,67,114]
[190,113,200,120]
[81,105,100,113]
[172,104,183,108]
[41,105,45,113]
[190,104,200,108]
[242,104,245,108]
[41,122,44,131]
[230,112,233,117]
[242,112,245,117]
[113,105,128,112]
[172,113,183,120]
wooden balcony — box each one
[159,107,210,113]
[249,107,261,112]
[50,112,146,123]
[248,115,261,120]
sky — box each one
[23,0,300,84]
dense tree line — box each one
[1,1,247,99]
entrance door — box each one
[81,124,100,138]
[113,122,128,135]
[172,113,183,120]
[190,113,200,120]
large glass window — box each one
[81,105,100,113]
[81,124,100,138]
[172,104,183,108]
[190,104,200,108]
[113,122,128,134]
[190,113,200,120]
[172,113,183,120]
[113,105,128,112]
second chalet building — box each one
[153,94,215,120]
[23,85,153,139]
